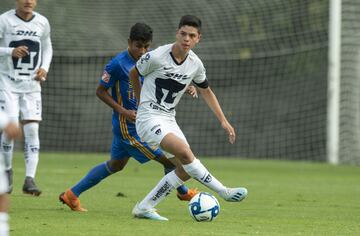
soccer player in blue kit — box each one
[59,23,198,212]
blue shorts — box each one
[110,132,163,164]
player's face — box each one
[176,26,201,52]
[16,0,37,15]
[128,40,151,61]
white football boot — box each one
[132,203,168,221]
[219,187,248,202]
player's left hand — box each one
[34,68,48,82]
[221,120,236,144]
[186,85,198,98]
[124,109,137,123]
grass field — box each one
[8,152,360,236]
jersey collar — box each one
[126,50,137,62]
[15,12,36,22]
[169,51,188,66]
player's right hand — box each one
[12,46,29,58]
[124,110,137,123]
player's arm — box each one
[129,66,142,105]
[0,46,28,58]
[0,17,27,57]
[198,86,236,144]
[0,47,13,56]
[96,84,136,123]
[34,19,53,82]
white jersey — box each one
[0,9,53,93]
[136,43,207,118]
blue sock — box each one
[71,162,113,197]
[164,167,188,195]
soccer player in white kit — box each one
[0,110,22,236]
[130,15,247,221]
[0,0,53,196]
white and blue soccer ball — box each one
[188,192,220,222]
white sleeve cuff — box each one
[0,47,14,56]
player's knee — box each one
[175,146,194,164]
[107,160,126,172]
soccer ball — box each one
[188,192,220,222]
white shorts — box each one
[0,90,42,121]
[136,115,189,158]
[0,156,8,194]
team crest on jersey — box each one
[155,128,162,135]
[101,71,110,83]
[140,53,150,64]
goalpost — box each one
[327,0,341,164]
[328,0,360,164]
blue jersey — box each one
[99,50,161,163]
[100,50,139,137]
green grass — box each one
[9,152,360,236]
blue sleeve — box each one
[99,58,119,88]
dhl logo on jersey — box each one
[12,30,39,37]
[164,72,190,80]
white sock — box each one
[138,170,183,210]
[1,133,13,170]
[0,212,9,236]
[183,158,226,193]
[23,123,40,178]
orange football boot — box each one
[59,189,87,212]
[177,188,199,201]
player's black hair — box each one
[178,15,202,33]
[129,23,153,42]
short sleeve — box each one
[0,15,13,56]
[192,60,208,88]
[135,52,155,77]
[99,58,118,88]
[42,18,51,39]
